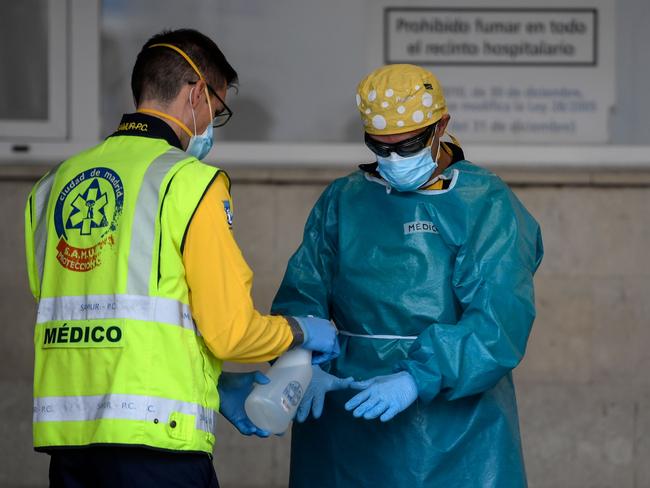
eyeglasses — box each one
[364,123,436,157]
[188,81,233,128]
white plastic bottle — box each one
[244,348,313,434]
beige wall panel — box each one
[516,275,594,384]
[519,383,637,488]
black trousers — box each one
[48,446,220,488]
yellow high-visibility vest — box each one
[25,133,223,453]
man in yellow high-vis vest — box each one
[25,28,339,487]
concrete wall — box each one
[1,164,648,487]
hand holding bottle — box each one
[217,371,272,437]
[292,316,339,364]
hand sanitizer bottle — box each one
[244,348,313,434]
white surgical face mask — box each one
[186,87,214,160]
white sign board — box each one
[370,1,614,143]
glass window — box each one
[0,0,49,120]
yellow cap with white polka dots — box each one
[356,64,447,135]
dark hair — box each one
[131,29,238,105]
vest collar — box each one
[109,112,183,150]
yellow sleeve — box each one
[183,172,294,363]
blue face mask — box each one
[186,88,214,160]
[187,124,213,160]
[376,144,438,192]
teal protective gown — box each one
[271,158,543,488]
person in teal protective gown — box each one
[270,64,543,488]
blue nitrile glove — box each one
[292,316,340,365]
[296,366,354,422]
[217,371,271,437]
[344,371,418,422]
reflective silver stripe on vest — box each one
[33,168,61,287]
[338,330,418,340]
[36,294,197,332]
[127,148,190,295]
[34,394,216,434]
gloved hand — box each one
[344,371,418,422]
[217,371,271,437]
[292,316,340,365]
[296,366,354,422]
